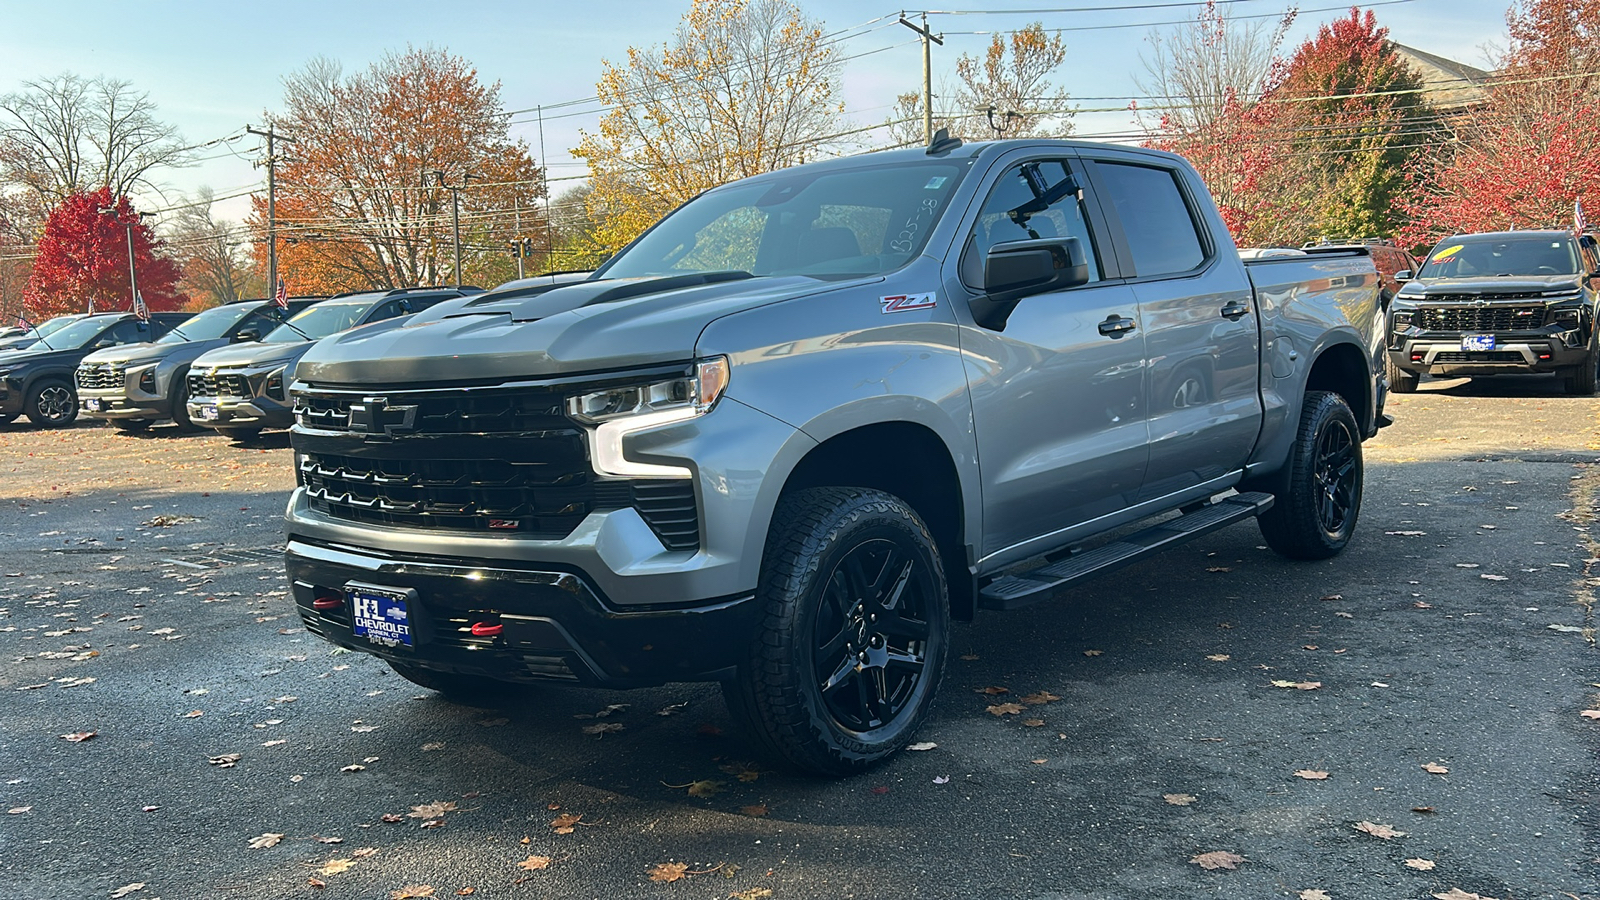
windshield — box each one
[157,303,255,343]
[601,160,970,280]
[29,317,114,351]
[33,315,79,337]
[1419,236,1580,278]
[263,299,372,343]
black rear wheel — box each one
[1260,391,1363,560]
[723,487,949,776]
[25,380,77,427]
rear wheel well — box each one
[1305,343,1370,432]
[779,422,972,620]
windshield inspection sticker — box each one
[881,292,937,313]
[924,176,949,190]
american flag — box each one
[133,290,150,322]
[274,276,288,309]
[87,297,95,315]
[1577,198,1588,234]
[14,311,30,331]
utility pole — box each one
[247,124,296,299]
[433,171,479,288]
[898,14,943,145]
[98,206,153,318]
[513,196,525,280]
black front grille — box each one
[1433,351,1528,363]
[1426,292,1548,303]
[76,365,124,390]
[189,371,250,399]
[293,383,700,550]
[1414,305,1546,331]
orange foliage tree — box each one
[252,47,544,295]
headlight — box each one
[568,357,730,478]
[133,366,156,392]
[264,367,287,400]
[1392,311,1413,328]
[1550,307,1582,328]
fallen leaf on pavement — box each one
[408,801,458,819]
[1271,680,1322,690]
[1480,574,1508,581]
[249,832,285,849]
[731,889,772,900]
[550,813,582,833]
[59,731,96,742]
[319,859,354,876]
[390,887,434,900]
[1299,891,1330,900]
[648,863,689,883]
[1294,770,1329,780]
[976,686,1009,695]
[421,742,446,751]
[740,804,768,817]
[1163,793,1197,806]
[207,753,241,768]
[906,741,937,751]
[1190,850,1244,870]
[1022,718,1045,727]
[1405,858,1437,871]
[687,780,724,798]
[718,761,763,782]
[516,855,551,871]
[1019,691,1060,705]
[110,884,144,898]
[1422,762,1449,774]
[1083,649,1103,656]
[581,722,624,736]
[987,702,1025,716]
[1579,709,1600,720]
[181,710,203,718]
[933,775,950,784]
[1433,890,1494,900]
[314,836,343,844]
[1206,654,1230,661]
[340,764,366,773]
[1353,821,1405,839]
[1412,806,1435,814]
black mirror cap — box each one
[1394,270,1412,282]
[972,237,1090,330]
[233,329,260,343]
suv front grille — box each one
[293,383,700,550]
[1415,305,1546,332]
[188,371,250,399]
[76,364,124,390]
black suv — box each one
[1387,230,1600,394]
[0,312,192,427]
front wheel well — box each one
[778,422,972,620]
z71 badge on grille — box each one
[881,292,936,313]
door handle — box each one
[1220,300,1250,319]
[1098,315,1137,337]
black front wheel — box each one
[1565,339,1598,395]
[1259,391,1363,560]
[723,487,949,776]
[25,380,78,427]
[171,374,203,432]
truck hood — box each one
[296,273,860,387]
[1406,275,1583,295]
[192,340,311,371]
[0,345,91,370]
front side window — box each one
[600,161,969,281]
[962,159,1102,288]
[1094,161,1206,278]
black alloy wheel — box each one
[725,487,949,775]
[25,380,78,427]
[1259,390,1363,560]
[171,373,202,432]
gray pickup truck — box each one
[284,137,1387,774]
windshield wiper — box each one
[273,319,314,341]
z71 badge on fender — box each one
[881,292,937,313]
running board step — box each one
[978,491,1274,610]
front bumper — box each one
[79,387,170,421]
[286,537,760,687]
[0,377,22,416]
[1388,333,1587,377]
[187,394,293,430]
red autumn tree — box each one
[1400,0,1600,247]
[24,187,185,317]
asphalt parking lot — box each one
[1,377,1597,900]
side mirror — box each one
[970,237,1091,330]
[398,299,413,313]
[94,338,117,348]
[1393,270,1412,282]
[234,328,260,343]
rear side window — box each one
[103,320,149,344]
[1095,162,1206,277]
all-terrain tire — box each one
[1565,336,1598,395]
[722,487,949,776]
[25,379,78,427]
[386,661,520,705]
[1385,355,1419,394]
[1259,390,1363,560]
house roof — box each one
[1391,42,1492,109]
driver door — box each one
[955,157,1149,560]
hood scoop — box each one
[461,271,754,323]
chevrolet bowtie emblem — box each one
[348,396,418,437]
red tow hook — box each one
[311,591,342,611]
[470,621,503,638]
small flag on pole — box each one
[1576,198,1587,234]
[274,276,288,310]
[14,311,31,332]
[133,289,150,322]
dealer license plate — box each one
[1461,334,1496,351]
[199,404,219,421]
[348,584,415,648]
[85,398,101,412]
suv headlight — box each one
[1392,310,1413,329]
[568,357,729,478]
[1550,306,1583,329]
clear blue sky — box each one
[0,0,1513,226]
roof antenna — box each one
[926,127,962,156]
